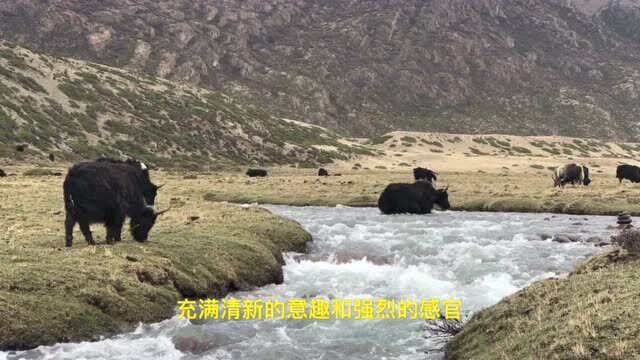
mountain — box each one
[1,0,640,140]
[0,41,372,168]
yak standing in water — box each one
[552,163,591,187]
[63,160,168,247]
[378,180,450,214]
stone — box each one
[552,235,572,243]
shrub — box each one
[23,168,61,176]
[512,146,532,154]
[611,228,640,253]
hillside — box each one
[0,41,373,168]
[2,0,640,139]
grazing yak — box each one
[413,167,437,182]
[95,157,162,205]
[246,168,268,177]
[616,164,640,183]
[15,144,26,152]
[318,168,329,176]
[378,180,450,214]
[552,163,591,187]
[63,160,169,247]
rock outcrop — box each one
[1,0,640,138]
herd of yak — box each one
[2,158,639,247]
[60,160,447,247]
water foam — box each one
[4,207,614,360]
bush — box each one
[512,146,532,154]
[23,168,62,176]
[612,228,640,253]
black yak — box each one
[15,144,26,152]
[616,164,640,183]
[413,167,437,182]
[378,180,450,214]
[49,153,55,162]
[552,164,591,187]
[246,168,268,177]
[95,157,162,205]
[318,168,329,176]
[0,169,6,177]
[63,161,169,247]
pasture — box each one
[2,163,640,351]
[0,171,310,349]
[189,168,640,216]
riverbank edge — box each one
[203,193,636,217]
[445,247,640,359]
[0,206,312,351]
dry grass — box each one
[446,248,640,359]
[0,171,310,350]
[185,168,640,215]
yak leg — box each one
[65,212,75,247]
[106,214,125,244]
[79,221,95,245]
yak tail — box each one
[63,179,75,214]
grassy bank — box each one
[189,169,640,215]
[446,248,640,359]
[0,172,311,350]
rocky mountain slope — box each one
[0,41,372,168]
[1,0,640,140]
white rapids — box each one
[3,206,616,360]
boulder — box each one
[585,236,604,243]
[173,325,256,353]
[552,235,572,243]
[554,234,580,242]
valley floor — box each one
[2,157,640,354]
[192,169,640,216]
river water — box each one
[3,206,616,360]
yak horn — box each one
[157,183,166,189]
[155,207,172,216]
[444,184,449,191]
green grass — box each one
[0,173,311,350]
[447,248,640,360]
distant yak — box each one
[318,168,329,176]
[0,169,6,177]
[63,160,168,247]
[15,144,27,152]
[413,167,437,182]
[246,168,268,177]
[552,163,591,187]
[616,164,640,183]
[378,180,450,214]
[49,153,55,162]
